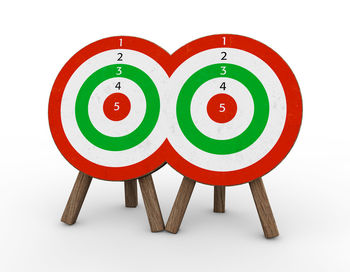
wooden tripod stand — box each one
[61,171,165,232]
[165,177,279,238]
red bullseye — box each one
[103,92,131,121]
[206,93,237,123]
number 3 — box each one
[219,103,225,112]
[116,67,122,75]
[220,66,226,75]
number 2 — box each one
[221,52,227,60]
[117,53,123,61]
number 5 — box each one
[114,102,120,111]
[219,103,225,112]
[220,66,226,75]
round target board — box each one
[165,34,302,186]
[49,36,170,181]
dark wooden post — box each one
[249,177,279,238]
[214,186,225,213]
[139,175,164,232]
[124,179,138,207]
[61,171,92,225]
[165,177,196,234]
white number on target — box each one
[116,67,122,75]
[114,102,120,111]
[220,66,226,75]
[219,103,225,112]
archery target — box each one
[166,35,302,185]
[168,47,287,170]
[49,37,169,180]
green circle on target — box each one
[176,63,269,155]
[75,64,160,151]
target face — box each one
[49,37,170,181]
[165,34,302,186]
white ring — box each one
[88,78,146,137]
[191,77,254,140]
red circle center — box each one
[103,93,131,121]
[206,93,237,123]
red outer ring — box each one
[165,34,303,186]
[48,36,170,181]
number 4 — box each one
[220,82,226,90]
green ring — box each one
[75,64,160,151]
[176,63,269,155]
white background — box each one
[1,1,349,271]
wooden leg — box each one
[249,177,279,238]
[61,171,92,225]
[138,175,164,232]
[124,179,138,208]
[214,186,225,213]
[165,177,196,234]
